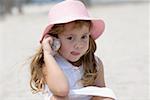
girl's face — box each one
[58,22,90,62]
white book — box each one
[69,86,117,100]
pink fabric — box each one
[40,0,105,43]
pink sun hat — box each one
[40,0,105,43]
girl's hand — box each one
[41,35,54,55]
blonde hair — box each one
[30,20,98,93]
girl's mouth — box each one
[71,51,80,56]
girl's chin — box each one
[68,56,81,62]
[68,58,79,62]
[59,52,81,62]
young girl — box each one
[30,0,116,100]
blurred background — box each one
[0,0,149,100]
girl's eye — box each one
[67,37,73,40]
[82,35,88,39]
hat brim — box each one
[40,17,105,43]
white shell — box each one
[51,38,61,51]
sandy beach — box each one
[0,2,149,100]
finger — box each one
[43,36,53,44]
[44,34,51,39]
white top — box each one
[43,53,116,100]
[43,53,92,100]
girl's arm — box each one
[50,95,69,100]
[91,97,114,100]
[91,57,114,100]
[43,54,69,96]
[42,36,69,97]
[94,57,105,87]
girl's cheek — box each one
[83,40,89,45]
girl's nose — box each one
[74,40,83,49]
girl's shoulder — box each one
[94,56,102,64]
[94,56,103,71]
